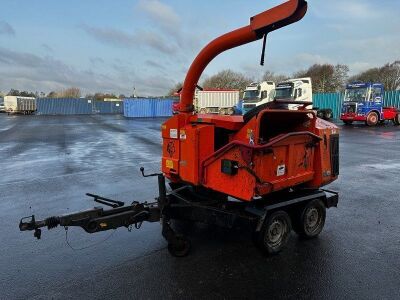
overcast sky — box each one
[0,0,398,96]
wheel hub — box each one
[267,220,285,245]
[305,208,319,229]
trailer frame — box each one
[158,174,338,256]
[20,172,338,257]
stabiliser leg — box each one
[158,175,191,257]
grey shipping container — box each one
[36,98,93,115]
[93,100,124,114]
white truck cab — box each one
[274,77,312,109]
[242,81,275,114]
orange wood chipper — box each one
[20,0,339,257]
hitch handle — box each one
[19,215,43,239]
[140,167,162,178]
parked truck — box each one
[340,82,400,126]
[242,81,275,114]
[242,78,313,115]
[4,96,36,115]
[196,89,240,115]
[274,77,312,109]
[0,97,5,113]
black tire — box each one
[343,120,353,125]
[366,112,379,126]
[317,110,324,118]
[294,199,326,239]
[218,108,226,115]
[324,110,333,120]
[167,235,191,257]
[256,210,292,255]
[226,107,235,115]
[393,114,400,126]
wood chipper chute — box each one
[19,0,339,257]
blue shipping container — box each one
[93,101,124,114]
[36,98,93,115]
[124,98,173,118]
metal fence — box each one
[383,91,400,107]
[123,98,174,118]
[313,91,400,119]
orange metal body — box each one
[161,0,339,202]
[162,110,338,201]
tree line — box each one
[2,87,129,101]
[2,61,399,99]
[169,61,400,95]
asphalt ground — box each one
[0,114,399,299]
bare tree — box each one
[349,68,377,83]
[350,61,400,91]
[380,61,400,90]
[60,87,81,98]
[202,69,252,92]
[7,89,36,97]
[167,82,183,96]
[295,64,349,93]
[261,71,288,84]
[47,91,58,98]
[332,64,350,92]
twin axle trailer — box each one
[20,172,338,257]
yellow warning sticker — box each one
[247,129,253,138]
[180,130,186,140]
[166,160,174,169]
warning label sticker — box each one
[180,130,186,140]
[170,129,178,139]
[166,160,174,169]
[277,164,286,176]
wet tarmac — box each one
[0,114,399,299]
